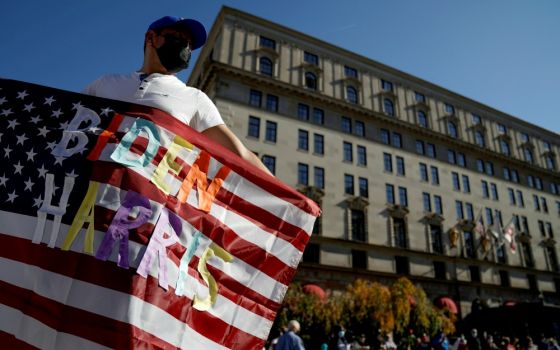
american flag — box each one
[0,79,320,349]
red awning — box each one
[434,296,458,314]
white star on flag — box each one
[23,178,34,192]
[30,115,42,124]
[37,165,48,178]
[66,169,79,178]
[23,103,35,112]
[51,109,63,118]
[16,134,28,146]
[44,96,55,105]
[32,195,43,208]
[59,121,69,130]
[100,107,113,116]
[37,126,49,137]
[0,96,6,105]
[16,90,29,100]
[46,141,57,150]
[13,161,24,174]
[53,156,65,166]
[6,190,18,203]
[1,108,13,116]
[7,119,19,129]
[72,102,83,110]
[0,174,8,187]
[25,148,37,162]
[3,146,12,158]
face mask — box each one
[338,331,345,338]
[155,34,192,73]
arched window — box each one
[383,98,394,116]
[475,131,485,147]
[500,140,511,156]
[448,121,458,138]
[524,148,534,163]
[305,72,317,90]
[259,57,273,76]
[417,110,428,127]
[346,86,358,104]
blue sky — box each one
[1,0,559,132]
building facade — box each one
[189,6,560,317]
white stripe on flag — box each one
[0,304,111,350]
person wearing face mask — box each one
[83,16,271,174]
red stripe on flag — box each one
[0,234,268,349]
[0,331,38,350]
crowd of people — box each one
[266,322,560,350]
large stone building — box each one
[188,6,560,317]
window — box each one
[394,220,408,249]
[499,270,510,287]
[383,98,395,116]
[497,124,507,135]
[395,256,409,274]
[485,208,494,225]
[314,167,324,189]
[448,121,458,138]
[266,95,278,112]
[522,216,529,233]
[415,92,426,103]
[304,51,318,65]
[248,116,260,138]
[262,155,276,174]
[535,177,543,190]
[313,108,324,124]
[527,274,538,291]
[359,177,369,198]
[462,175,470,193]
[546,155,557,170]
[485,161,494,176]
[528,175,535,188]
[352,211,366,241]
[426,143,436,158]
[392,133,403,148]
[508,188,516,205]
[434,261,446,279]
[464,231,476,258]
[503,167,511,181]
[490,183,499,200]
[357,146,367,166]
[352,250,367,269]
[520,132,529,143]
[386,184,395,204]
[470,266,481,283]
[423,192,431,212]
[381,79,393,92]
[475,131,485,147]
[500,139,511,156]
[431,225,444,254]
[260,57,273,76]
[344,65,357,78]
[542,197,549,213]
[384,153,393,173]
[457,153,466,167]
[302,243,319,263]
[298,130,309,151]
[341,116,352,133]
[522,242,535,268]
[481,181,489,198]
[533,195,541,211]
[249,89,262,107]
[448,149,456,164]
[416,140,425,155]
[381,129,390,144]
[419,163,428,182]
[554,183,560,195]
[260,36,276,49]
[396,157,405,176]
[298,103,309,120]
[452,172,461,191]
[314,134,324,155]
[511,170,519,183]
[265,121,277,142]
[343,142,353,162]
[539,220,546,237]
[346,86,358,104]
[298,163,308,185]
[456,201,464,220]
[476,159,485,173]
[355,121,365,137]
[524,148,534,163]
[547,222,554,238]
[465,203,474,221]
[472,114,482,125]
[543,141,552,151]
[345,174,354,195]
[547,247,559,272]
[517,190,525,207]
[444,103,455,114]
[417,110,428,127]
[434,195,443,214]
[398,187,408,207]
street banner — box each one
[0,79,320,349]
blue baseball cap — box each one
[148,16,207,50]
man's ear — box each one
[145,30,157,47]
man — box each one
[84,16,271,174]
[276,320,305,350]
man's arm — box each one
[202,124,272,175]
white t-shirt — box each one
[83,72,224,132]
